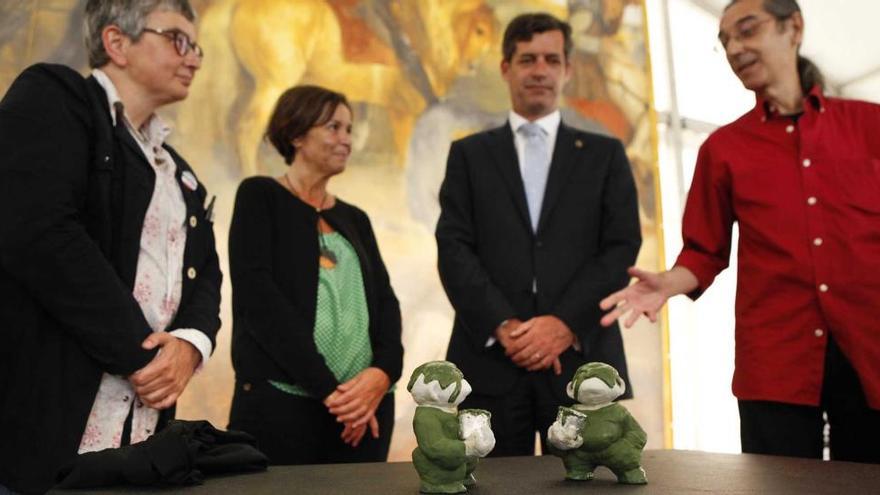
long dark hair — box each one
[725,0,825,93]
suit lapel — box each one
[537,123,578,233]
[486,124,532,231]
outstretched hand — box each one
[599,266,698,328]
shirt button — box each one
[807,197,817,205]
[122,396,130,402]
[814,328,824,338]
[819,283,829,292]
[104,155,110,162]
[813,237,823,246]
[189,215,198,228]
[187,267,197,279]
[786,125,795,133]
[802,158,812,168]
[243,382,253,392]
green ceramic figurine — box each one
[547,362,647,484]
[408,361,495,494]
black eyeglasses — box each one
[142,27,204,58]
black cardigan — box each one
[228,177,403,399]
[0,64,221,494]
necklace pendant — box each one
[319,247,338,269]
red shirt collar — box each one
[755,84,825,121]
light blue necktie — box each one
[518,122,549,232]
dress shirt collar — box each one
[508,109,561,137]
[91,68,172,146]
[755,84,826,122]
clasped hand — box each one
[324,367,390,447]
[128,332,201,410]
[497,316,574,375]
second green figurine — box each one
[547,362,648,484]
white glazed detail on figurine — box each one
[458,408,495,487]
[459,408,495,457]
[547,405,587,450]
[408,361,495,494]
[547,362,648,484]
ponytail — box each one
[796,55,825,93]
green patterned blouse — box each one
[269,232,372,397]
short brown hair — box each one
[502,12,572,63]
[265,85,352,165]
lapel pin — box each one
[181,170,198,191]
[575,139,583,148]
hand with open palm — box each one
[600,266,698,328]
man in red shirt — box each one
[600,0,880,462]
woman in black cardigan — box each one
[228,85,403,464]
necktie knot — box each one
[518,122,545,140]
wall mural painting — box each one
[0,0,664,460]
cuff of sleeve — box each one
[314,380,339,402]
[372,353,403,385]
[674,250,725,300]
[485,319,508,348]
[169,328,212,371]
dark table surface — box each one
[51,449,880,494]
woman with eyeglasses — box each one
[227,85,403,464]
[601,0,880,463]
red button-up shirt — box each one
[675,86,880,410]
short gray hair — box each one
[84,0,196,68]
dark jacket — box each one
[228,176,403,400]
[55,420,267,489]
[0,64,222,494]
[436,122,641,401]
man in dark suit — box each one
[0,1,220,492]
[435,12,641,456]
